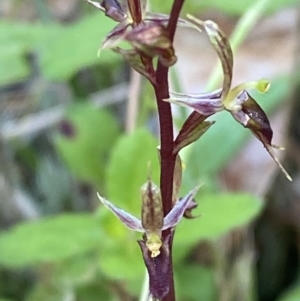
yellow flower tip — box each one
[146,233,162,258]
[256,79,270,93]
[150,250,160,258]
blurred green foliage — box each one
[151,0,300,15]
[54,104,120,189]
[0,14,119,85]
[278,285,300,301]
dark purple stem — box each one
[127,0,142,24]
[153,1,186,301]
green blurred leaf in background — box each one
[54,103,120,189]
[174,193,263,261]
[106,128,160,214]
[0,214,102,267]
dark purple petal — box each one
[97,193,145,231]
[162,185,200,230]
[138,233,173,300]
[239,91,273,143]
[86,0,126,22]
[230,91,291,181]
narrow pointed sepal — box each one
[101,22,130,50]
[174,120,215,154]
[145,12,202,33]
[187,15,233,98]
[165,91,224,116]
[162,185,201,230]
[231,91,292,181]
[172,111,210,156]
[86,0,126,22]
[97,193,145,231]
[172,154,183,205]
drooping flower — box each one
[164,16,291,181]
[97,171,200,299]
[97,177,199,257]
[86,0,199,83]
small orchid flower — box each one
[98,166,199,299]
[97,176,199,258]
[86,0,199,83]
[165,16,291,181]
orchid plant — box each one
[87,0,291,300]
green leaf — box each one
[75,282,116,301]
[0,48,30,86]
[175,265,216,301]
[106,128,160,215]
[40,14,121,80]
[25,282,68,301]
[0,214,102,267]
[54,254,99,286]
[0,14,120,84]
[54,103,120,188]
[174,193,263,261]
[99,242,144,281]
[97,233,144,295]
[150,0,299,16]
[0,21,55,85]
[278,285,300,301]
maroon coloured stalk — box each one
[153,1,186,300]
[127,0,142,25]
